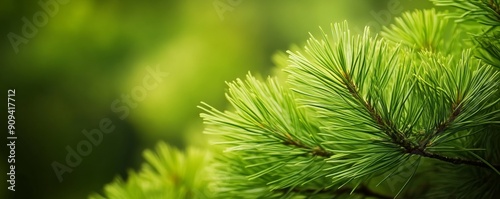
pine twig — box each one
[341,72,500,171]
[406,147,500,170]
[282,134,333,158]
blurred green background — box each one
[0,0,432,198]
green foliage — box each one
[200,74,337,198]
[431,0,500,68]
[381,9,467,53]
[89,142,211,199]
[92,2,500,199]
[430,0,500,27]
[200,9,500,199]
[475,32,500,68]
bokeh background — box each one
[0,0,433,198]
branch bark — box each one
[282,133,333,158]
[407,147,500,170]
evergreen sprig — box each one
[89,142,211,199]
[200,75,340,198]
[381,9,466,53]
[430,0,500,69]
[476,31,500,68]
[430,0,500,27]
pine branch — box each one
[419,101,462,148]
[91,2,500,198]
[341,71,404,145]
[340,63,500,171]
[476,32,500,68]
[381,9,466,54]
[89,142,211,199]
[200,75,340,195]
[359,87,499,170]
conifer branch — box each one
[341,71,500,171]
[341,72,404,145]
[420,101,462,148]
[92,3,500,198]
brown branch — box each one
[257,122,333,158]
[276,184,392,199]
[406,147,500,170]
[488,0,500,18]
[420,101,462,148]
[341,72,404,144]
[282,133,333,158]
